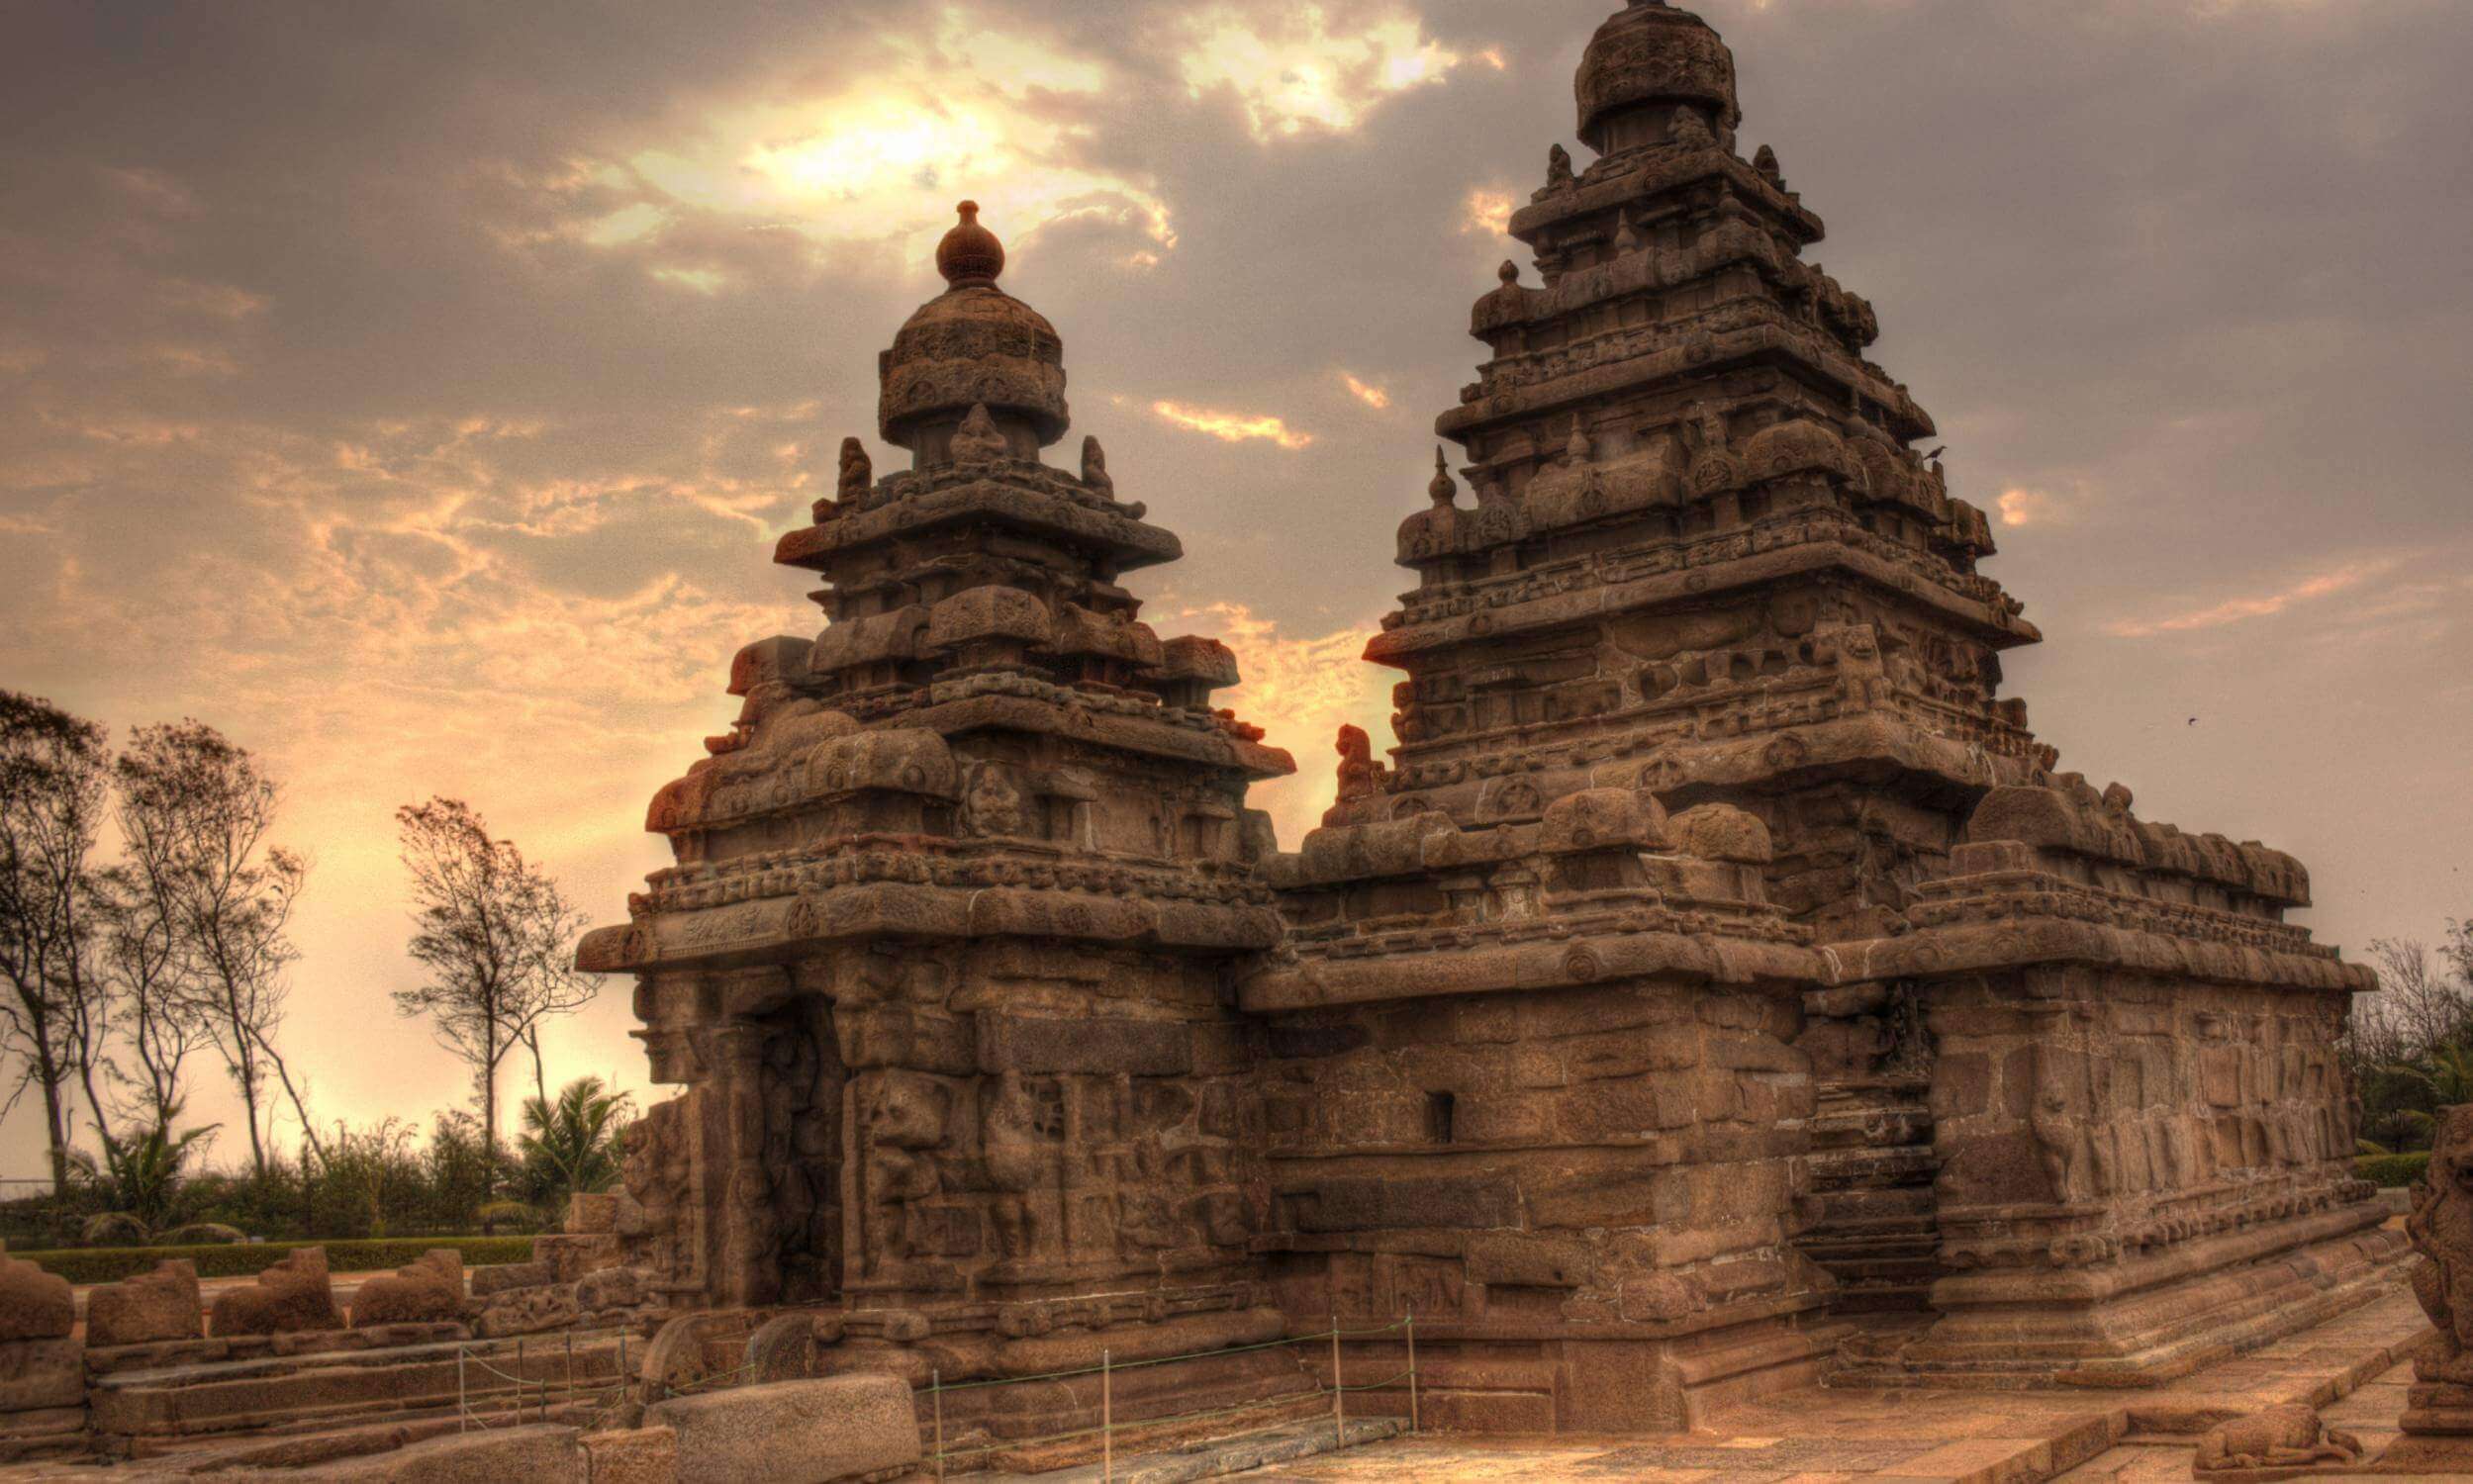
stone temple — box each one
[576,0,2397,1447]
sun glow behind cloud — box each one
[1462,188,1515,236]
[1341,373,1391,410]
[1178,5,1466,140]
[611,9,1174,272]
[1168,602,1391,848]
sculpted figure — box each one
[2194,1405,2360,1473]
[2410,1106,2473,1380]
[951,403,1007,464]
[1082,435,1114,497]
[983,1071,1051,1259]
[1334,724,1388,803]
[962,762,1028,838]
[1546,142,1575,189]
[837,436,871,501]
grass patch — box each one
[14,1235,539,1286]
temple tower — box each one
[581,206,1315,1452]
[1294,0,2391,1392]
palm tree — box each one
[517,1077,633,1211]
[2392,1043,2473,1110]
[69,1108,218,1245]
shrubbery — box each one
[16,1235,537,1286]
[2357,1152,2431,1189]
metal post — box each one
[932,1368,945,1483]
[517,1339,526,1425]
[565,1333,575,1412]
[1101,1347,1113,1484]
[1405,1308,1420,1437]
[457,1345,468,1434]
[1330,1310,1344,1444]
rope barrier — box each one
[916,1314,1424,1475]
[921,1317,1409,1394]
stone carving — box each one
[951,403,1007,464]
[210,1248,339,1338]
[0,1256,72,1344]
[85,1259,200,1348]
[2409,1105,2473,1381]
[836,436,870,502]
[348,1250,464,1329]
[1081,434,1112,497]
[2194,1405,2361,1473]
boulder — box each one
[87,1258,203,1347]
[210,1248,340,1338]
[646,1375,920,1484]
[347,1251,464,1329]
[0,1254,73,1342]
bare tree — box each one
[393,797,596,1173]
[2350,938,2473,1069]
[90,860,206,1136]
[0,693,114,1191]
[116,722,320,1175]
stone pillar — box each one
[709,1018,780,1309]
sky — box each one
[2,0,2468,1177]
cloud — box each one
[1462,187,1514,236]
[1997,487,2062,527]
[2104,558,2399,638]
[1341,373,1391,410]
[1151,399,1314,450]
[1176,4,1465,140]
[603,8,1175,275]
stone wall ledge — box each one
[1824,917,2373,994]
[1242,928,1822,1012]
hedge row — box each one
[2357,1152,2430,1190]
[13,1235,539,1287]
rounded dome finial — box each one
[937,200,1006,288]
[1575,0,1740,152]
[1429,447,1458,506]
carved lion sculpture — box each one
[2193,1405,2361,1473]
[2411,1105,2473,1383]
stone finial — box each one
[1082,435,1114,497]
[951,404,1007,464]
[1564,416,1593,464]
[936,200,1005,288]
[1498,260,1520,286]
[1613,211,1645,253]
[1428,447,1457,506]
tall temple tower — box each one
[1263,0,2391,1405]
[581,206,1319,1448]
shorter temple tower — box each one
[581,205,1314,1453]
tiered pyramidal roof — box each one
[1339,0,2053,941]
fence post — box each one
[457,1345,468,1434]
[932,1368,944,1484]
[1101,1347,1113,1484]
[1405,1308,1419,1437]
[565,1333,576,1413]
[1330,1310,1344,1444]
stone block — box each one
[646,1374,920,1484]
[474,1283,579,1339]
[978,1014,1189,1075]
[87,1258,202,1347]
[0,1337,83,1412]
[580,1426,677,1484]
[0,1256,71,1342]
[308,1425,584,1483]
[565,1192,618,1235]
[469,1261,554,1298]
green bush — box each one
[15,1235,538,1286]
[2358,1152,2430,1189]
